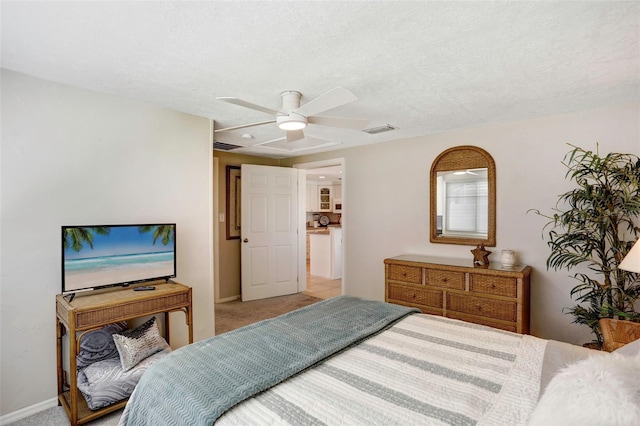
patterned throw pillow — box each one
[76,322,127,370]
[112,317,169,372]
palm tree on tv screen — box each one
[139,225,174,246]
[64,227,110,252]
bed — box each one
[118,296,640,426]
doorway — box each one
[213,157,345,304]
[295,158,345,300]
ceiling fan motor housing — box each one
[278,91,307,130]
[280,90,302,112]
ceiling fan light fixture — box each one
[277,113,307,131]
[278,121,307,131]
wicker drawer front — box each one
[447,312,517,333]
[388,265,422,284]
[426,270,465,290]
[469,275,517,298]
[385,257,530,334]
[446,294,516,322]
[75,293,190,328]
[388,283,442,308]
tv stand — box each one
[56,280,193,425]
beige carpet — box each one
[215,293,323,335]
[10,405,122,426]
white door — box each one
[241,164,299,301]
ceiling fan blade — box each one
[254,131,329,147]
[286,129,305,142]
[215,120,276,132]
[257,134,340,153]
[293,87,358,118]
[307,115,370,130]
[216,97,279,116]
[253,136,286,147]
[250,130,304,146]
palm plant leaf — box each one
[530,144,640,343]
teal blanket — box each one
[119,296,419,425]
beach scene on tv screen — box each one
[63,225,175,292]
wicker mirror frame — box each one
[430,145,496,247]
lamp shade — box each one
[619,239,640,273]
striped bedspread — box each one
[218,314,547,426]
[119,296,419,426]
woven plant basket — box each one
[599,318,640,352]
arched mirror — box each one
[430,145,496,246]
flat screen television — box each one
[61,224,176,294]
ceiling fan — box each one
[215,87,369,146]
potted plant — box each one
[530,144,640,346]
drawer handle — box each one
[477,305,483,312]
[491,284,496,289]
[442,278,448,282]
[402,272,407,277]
[412,293,416,299]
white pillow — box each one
[613,337,640,358]
[528,354,640,426]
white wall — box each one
[0,70,214,415]
[288,102,639,346]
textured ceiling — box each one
[2,1,639,158]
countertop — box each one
[306,225,341,234]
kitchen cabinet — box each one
[307,228,329,262]
[306,182,318,212]
[318,185,332,212]
[310,227,342,279]
[333,184,342,199]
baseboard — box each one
[216,295,240,303]
[0,397,58,425]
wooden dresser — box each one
[385,255,531,334]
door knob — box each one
[243,238,249,243]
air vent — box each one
[213,141,243,151]
[362,124,397,134]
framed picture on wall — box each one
[226,165,241,240]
